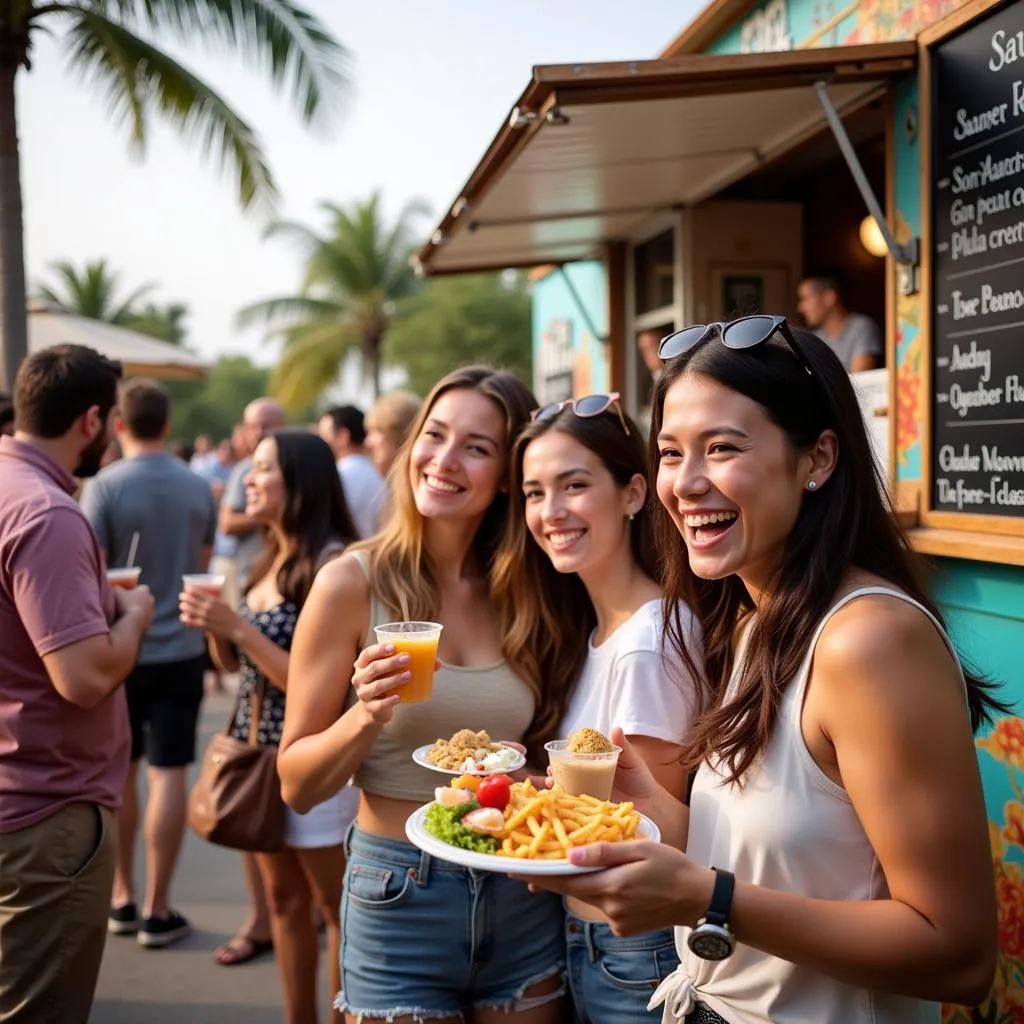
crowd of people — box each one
[0,317,1003,1024]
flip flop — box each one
[214,935,274,966]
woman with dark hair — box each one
[495,395,700,1023]
[524,317,1003,1024]
[180,429,358,1024]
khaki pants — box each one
[0,802,116,1024]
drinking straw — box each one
[126,532,140,569]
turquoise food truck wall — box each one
[531,262,609,403]
[703,0,1024,1016]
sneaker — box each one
[108,903,139,935]
[137,910,191,949]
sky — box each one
[19,1,701,398]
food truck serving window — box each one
[928,0,1024,525]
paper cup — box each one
[373,621,443,704]
[107,567,141,590]
[182,573,225,597]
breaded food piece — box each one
[427,729,499,770]
[566,727,614,753]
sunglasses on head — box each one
[531,392,630,435]
[658,314,813,377]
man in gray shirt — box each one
[219,397,286,592]
[81,379,216,950]
[796,270,883,372]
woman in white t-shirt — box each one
[494,393,702,1024]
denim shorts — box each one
[565,911,679,1024]
[338,825,566,1021]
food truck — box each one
[416,0,1024,1014]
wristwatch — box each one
[687,867,736,961]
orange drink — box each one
[373,621,443,704]
[107,567,141,590]
[182,573,225,597]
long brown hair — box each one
[650,328,1008,786]
[494,405,659,758]
[353,366,545,730]
[247,430,359,608]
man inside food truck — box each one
[796,268,884,372]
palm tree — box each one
[126,301,190,345]
[0,1,348,390]
[237,192,427,407]
[35,258,155,324]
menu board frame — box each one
[919,0,1024,538]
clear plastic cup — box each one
[182,573,225,597]
[373,621,443,704]
[107,567,142,590]
[545,739,622,800]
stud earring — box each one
[807,480,817,491]
[628,513,636,521]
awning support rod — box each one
[814,81,920,279]
[556,265,609,344]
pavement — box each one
[90,685,293,1023]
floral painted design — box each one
[944,718,1024,1023]
[843,0,960,43]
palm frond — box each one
[271,319,358,407]
[63,10,276,209]
[130,0,350,126]
[108,281,157,324]
[235,294,344,332]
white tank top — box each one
[650,586,965,1024]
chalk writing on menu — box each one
[931,0,1024,518]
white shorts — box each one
[284,784,360,850]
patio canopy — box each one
[28,302,210,380]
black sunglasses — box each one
[658,314,812,377]
[531,392,630,435]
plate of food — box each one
[405,776,660,876]
[413,728,526,776]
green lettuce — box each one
[424,800,499,854]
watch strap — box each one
[705,867,735,928]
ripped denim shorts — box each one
[337,824,566,1022]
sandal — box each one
[214,935,274,966]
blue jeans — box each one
[338,825,566,1020]
[565,912,679,1024]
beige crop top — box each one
[344,551,536,803]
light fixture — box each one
[431,229,448,246]
[451,196,471,218]
[859,215,888,259]
[544,108,570,126]
[508,106,539,129]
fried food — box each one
[566,727,614,754]
[427,729,500,771]
[496,780,642,860]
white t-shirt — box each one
[561,599,699,745]
[337,454,386,539]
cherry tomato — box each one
[476,774,511,811]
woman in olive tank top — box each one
[523,320,1005,1024]
[278,367,567,1024]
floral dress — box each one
[228,601,297,747]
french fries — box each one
[496,780,641,860]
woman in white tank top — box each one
[523,318,1006,1024]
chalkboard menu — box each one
[931,0,1024,518]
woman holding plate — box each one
[520,318,1002,1024]
[278,366,567,1024]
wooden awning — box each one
[417,42,916,275]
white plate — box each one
[404,804,661,876]
[412,743,526,777]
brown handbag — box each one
[188,677,285,852]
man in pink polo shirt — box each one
[0,345,154,1024]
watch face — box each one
[688,926,734,961]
